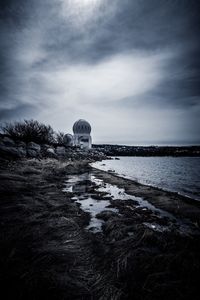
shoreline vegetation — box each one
[0,120,200,299]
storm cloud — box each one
[0,0,200,144]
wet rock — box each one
[134,207,154,216]
[91,194,103,200]
[77,180,93,186]
[96,210,119,221]
[102,196,113,201]
[109,199,138,208]
[46,148,57,158]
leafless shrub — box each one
[1,119,55,144]
[55,131,65,145]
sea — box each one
[91,157,200,201]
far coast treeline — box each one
[93,144,200,157]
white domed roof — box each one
[73,119,91,134]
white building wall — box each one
[73,133,92,149]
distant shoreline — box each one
[93,144,200,157]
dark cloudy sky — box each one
[0,0,200,145]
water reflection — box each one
[63,172,118,232]
[63,172,91,194]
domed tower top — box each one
[73,119,91,134]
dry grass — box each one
[0,159,200,300]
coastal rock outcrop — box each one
[27,142,41,158]
[0,134,107,161]
[0,137,26,159]
[46,148,57,158]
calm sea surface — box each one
[91,157,200,201]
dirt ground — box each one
[0,158,200,300]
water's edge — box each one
[90,166,200,227]
[91,157,200,202]
[90,165,200,203]
[62,168,200,234]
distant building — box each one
[63,133,74,147]
[64,119,92,149]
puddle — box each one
[63,173,118,232]
[62,172,198,235]
[77,197,118,232]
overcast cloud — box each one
[0,0,200,145]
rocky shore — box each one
[0,157,200,300]
[0,134,107,161]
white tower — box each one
[73,119,92,149]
